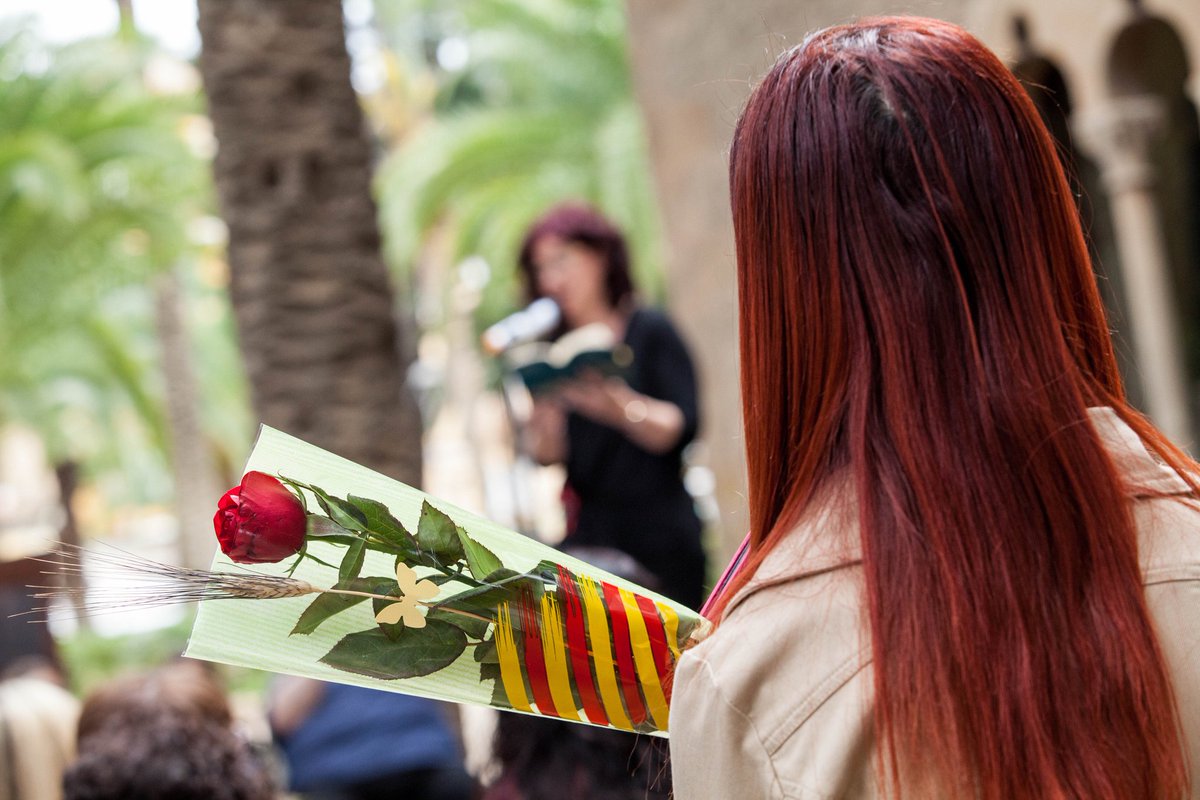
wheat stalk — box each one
[22,543,489,625]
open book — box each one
[506,323,633,394]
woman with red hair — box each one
[517,204,707,611]
[669,17,1200,799]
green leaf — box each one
[430,569,536,620]
[416,501,464,563]
[319,623,467,680]
[534,559,565,586]
[474,635,499,664]
[428,607,491,640]
[306,514,348,538]
[338,535,368,584]
[456,527,504,580]
[291,577,388,636]
[348,495,420,558]
[482,568,523,584]
[304,531,364,550]
[299,481,368,531]
[277,477,310,512]
[479,659,510,708]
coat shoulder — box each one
[672,562,877,798]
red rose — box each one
[214,471,306,564]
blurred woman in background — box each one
[519,204,707,610]
[670,17,1200,799]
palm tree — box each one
[195,0,423,484]
[0,27,224,616]
[0,28,206,477]
[374,0,665,328]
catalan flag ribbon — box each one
[111,426,717,738]
[485,566,699,734]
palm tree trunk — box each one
[154,271,222,569]
[195,0,422,485]
[54,460,89,630]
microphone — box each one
[480,298,561,355]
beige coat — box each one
[669,408,1200,799]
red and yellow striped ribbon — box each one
[539,593,580,722]
[659,602,682,661]
[559,567,609,726]
[620,587,671,729]
[494,603,532,713]
[636,594,674,702]
[578,576,634,730]
[519,593,558,717]
[490,574,680,733]
[602,580,649,726]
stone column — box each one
[1077,96,1194,445]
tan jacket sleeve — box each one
[1144,573,1200,786]
[671,651,786,800]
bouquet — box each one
[139,426,710,736]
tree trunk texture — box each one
[154,271,222,569]
[54,460,88,630]
[622,0,963,560]
[196,0,422,485]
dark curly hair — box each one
[64,709,275,800]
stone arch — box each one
[1011,49,1140,407]
[1107,15,1190,97]
[1106,14,1200,431]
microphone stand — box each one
[496,363,543,540]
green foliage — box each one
[319,623,468,680]
[57,613,270,698]
[348,495,422,560]
[456,525,503,579]
[374,0,665,331]
[0,24,236,504]
[416,499,465,563]
[0,30,203,353]
[291,576,382,636]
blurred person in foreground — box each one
[0,659,79,800]
[519,204,706,610]
[74,659,234,739]
[268,679,475,800]
[66,660,275,800]
[669,16,1200,799]
[65,709,275,800]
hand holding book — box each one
[506,322,633,394]
[557,372,688,455]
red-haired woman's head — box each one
[726,16,1188,798]
[517,204,634,317]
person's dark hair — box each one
[517,204,634,309]
[486,713,668,800]
[721,16,1194,799]
[64,708,275,800]
[77,660,232,745]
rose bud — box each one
[213,471,306,564]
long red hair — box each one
[721,17,1192,798]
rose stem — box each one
[316,587,492,624]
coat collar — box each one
[723,407,1193,618]
[1086,406,1192,497]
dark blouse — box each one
[563,306,707,609]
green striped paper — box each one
[185,425,695,727]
